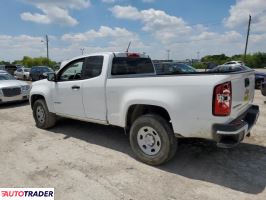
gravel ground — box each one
[0,91,265,200]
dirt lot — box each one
[0,91,265,200]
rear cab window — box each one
[111,54,155,76]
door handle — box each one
[71,85,80,90]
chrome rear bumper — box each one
[212,105,259,148]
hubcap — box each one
[36,105,45,124]
[137,126,162,156]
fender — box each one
[30,80,55,113]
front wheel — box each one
[129,114,177,165]
[33,99,57,129]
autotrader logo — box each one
[0,188,54,199]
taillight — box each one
[213,81,232,116]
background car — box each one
[30,66,54,81]
[224,60,245,66]
[208,64,250,73]
[0,65,19,75]
[209,64,266,89]
[255,71,266,89]
[205,62,218,71]
[0,71,31,103]
[154,62,197,75]
[0,70,8,73]
[261,78,266,96]
[0,65,5,70]
[14,67,30,80]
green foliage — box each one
[0,61,10,65]
[200,52,266,68]
[3,56,57,69]
[201,54,230,65]
[18,56,56,68]
[192,62,206,69]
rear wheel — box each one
[33,99,57,129]
[23,75,27,81]
[129,114,177,165]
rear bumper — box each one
[212,105,259,148]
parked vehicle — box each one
[205,62,218,71]
[0,65,19,75]
[261,80,266,96]
[14,67,31,80]
[30,52,259,165]
[209,64,250,73]
[30,66,53,81]
[154,62,197,74]
[0,71,31,103]
[255,71,266,89]
[224,60,245,66]
[210,65,266,89]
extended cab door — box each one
[81,56,107,122]
[53,58,85,118]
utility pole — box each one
[46,35,49,61]
[244,15,251,61]
[80,48,85,55]
[197,51,200,60]
[167,50,170,60]
[41,35,49,65]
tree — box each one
[199,52,266,68]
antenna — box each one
[126,41,131,53]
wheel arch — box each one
[30,94,45,109]
[125,104,172,133]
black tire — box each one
[129,114,177,165]
[33,99,57,129]
[23,75,27,81]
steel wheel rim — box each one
[137,126,162,156]
[36,105,45,124]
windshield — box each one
[156,63,197,74]
[0,73,16,80]
[24,68,30,72]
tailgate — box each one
[230,70,255,118]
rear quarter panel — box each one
[106,74,239,139]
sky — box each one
[0,0,265,62]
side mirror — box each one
[46,72,57,82]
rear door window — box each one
[111,57,154,75]
[82,56,104,79]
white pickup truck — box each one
[30,52,259,165]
